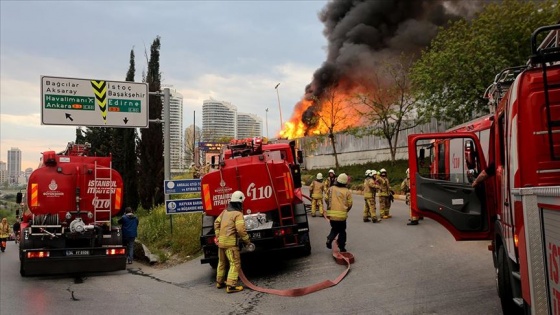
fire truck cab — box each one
[407,25,560,314]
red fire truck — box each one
[408,25,560,314]
[18,142,127,276]
[199,137,310,267]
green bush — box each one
[136,205,202,262]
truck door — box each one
[408,132,495,240]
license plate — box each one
[66,250,90,256]
[251,232,261,239]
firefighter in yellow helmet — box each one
[323,169,336,209]
[309,173,325,217]
[377,168,392,219]
[214,191,253,293]
[326,173,353,252]
[363,170,380,223]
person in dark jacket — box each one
[118,207,139,264]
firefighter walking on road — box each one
[326,173,353,252]
[377,168,392,219]
[323,169,336,209]
[0,218,10,252]
[363,170,380,223]
[309,173,325,217]
[402,168,418,225]
[215,191,254,293]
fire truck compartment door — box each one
[408,132,493,240]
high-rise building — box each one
[162,88,185,173]
[7,147,21,185]
[237,113,263,139]
[0,161,6,185]
[202,99,237,141]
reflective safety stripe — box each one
[202,184,212,210]
[312,193,323,199]
[218,235,237,247]
[286,172,293,199]
[115,188,122,209]
[364,193,373,198]
[31,183,38,207]
[283,173,290,199]
[327,210,347,220]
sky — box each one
[0,0,328,170]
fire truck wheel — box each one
[497,247,522,315]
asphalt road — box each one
[0,194,502,315]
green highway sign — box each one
[41,75,149,128]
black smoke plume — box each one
[299,0,494,131]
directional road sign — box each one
[166,198,203,214]
[41,75,149,127]
[164,179,201,194]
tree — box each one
[411,0,559,125]
[137,37,164,209]
[312,86,354,170]
[184,124,202,166]
[80,127,113,156]
[112,48,139,210]
[354,55,419,163]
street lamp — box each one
[275,83,283,130]
[265,108,269,139]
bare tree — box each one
[313,86,354,170]
[184,124,202,166]
[355,55,419,163]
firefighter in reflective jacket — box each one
[377,168,392,219]
[402,168,419,225]
[363,170,380,223]
[326,173,353,252]
[309,173,325,217]
[214,191,253,293]
[323,169,336,208]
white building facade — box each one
[162,88,185,173]
[237,113,263,139]
[7,147,21,185]
[202,99,237,141]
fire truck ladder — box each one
[94,161,113,228]
[264,160,298,247]
[530,24,560,160]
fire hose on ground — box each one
[239,198,355,297]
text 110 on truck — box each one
[17,142,127,276]
[199,137,311,268]
[407,25,560,315]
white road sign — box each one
[41,76,149,128]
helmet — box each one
[365,170,373,177]
[380,168,387,174]
[337,173,348,184]
[316,173,323,180]
[406,168,409,174]
[329,169,335,174]
[371,170,377,176]
[230,191,245,203]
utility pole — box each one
[275,83,283,130]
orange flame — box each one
[279,82,369,139]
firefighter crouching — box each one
[214,191,254,293]
[363,170,380,223]
[326,173,353,253]
[402,168,419,225]
[309,173,325,217]
[377,168,392,219]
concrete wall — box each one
[298,118,451,170]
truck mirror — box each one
[16,192,22,204]
[464,140,477,169]
[297,150,303,164]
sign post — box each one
[41,76,149,128]
[164,179,203,215]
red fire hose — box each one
[239,202,355,297]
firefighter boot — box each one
[326,237,333,249]
[407,220,419,226]
[226,285,244,293]
[216,282,226,289]
[372,217,380,223]
[363,217,370,222]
